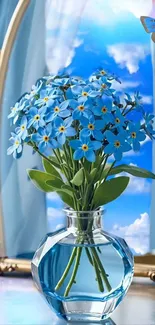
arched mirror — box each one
[0,0,154,260]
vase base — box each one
[66,313,109,323]
[59,300,115,323]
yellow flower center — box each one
[59,126,65,132]
[88,123,95,130]
[43,136,49,142]
[101,84,107,89]
[115,117,120,124]
[114,140,121,148]
[82,144,88,151]
[78,105,85,111]
[44,97,49,102]
[131,132,136,139]
[12,107,16,111]
[100,70,106,75]
[34,114,40,120]
[82,91,88,97]
[54,106,60,112]
[15,140,19,146]
[102,106,107,113]
[21,125,25,130]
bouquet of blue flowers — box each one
[7,68,155,296]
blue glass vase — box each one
[32,209,134,322]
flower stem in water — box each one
[64,247,82,297]
[54,247,77,291]
[91,246,112,292]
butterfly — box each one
[140,16,155,42]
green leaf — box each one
[48,156,60,168]
[61,184,76,194]
[100,164,112,179]
[27,169,56,192]
[42,158,62,179]
[93,155,102,168]
[109,164,155,179]
[93,176,129,209]
[90,168,97,178]
[71,168,84,186]
[90,168,100,183]
[56,190,74,209]
[46,178,64,189]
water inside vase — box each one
[38,238,132,300]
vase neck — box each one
[65,209,103,235]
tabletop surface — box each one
[0,276,155,325]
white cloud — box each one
[142,95,153,105]
[46,0,152,33]
[112,212,149,236]
[141,135,151,145]
[115,168,151,194]
[46,36,83,73]
[47,207,65,219]
[73,38,84,48]
[47,192,61,202]
[125,236,149,254]
[110,0,152,18]
[107,43,150,74]
[126,176,151,194]
[112,80,141,91]
[111,212,149,254]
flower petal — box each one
[71,85,82,95]
[123,142,132,152]
[80,128,90,137]
[70,140,81,149]
[85,150,96,162]
[114,149,122,161]
[133,140,140,151]
[138,131,146,141]
[93,130,103,141]
[92,140,102,150]
[105,130,115,142]
[64,116,73,127]
[104,143,114,154]
[59,110,71,118]
[60,101,70,110]
[57,133,66,145]
[55,117,63,127]
[66,127,76,137]
[95,119,105,130]
[73,149,84,160]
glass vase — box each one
[32,208,134,322]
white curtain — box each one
[0,0,47,257]
[0,0,88,257]
[45,0,88,74]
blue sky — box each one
[46,0,153,254]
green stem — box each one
[91,246,112,292]
[85,247,93,266]
[92,252,104,292]
[33,146,53,165]
[103,160,115,183]
[64,247,83,297]
[55,247,77,291]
